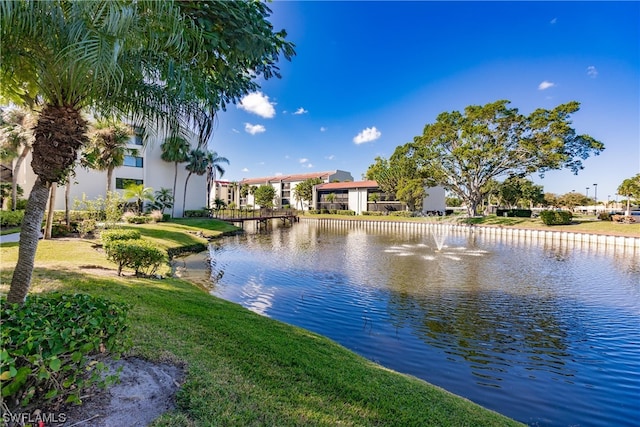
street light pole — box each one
[593,183,598,206]
[586,187,589,198]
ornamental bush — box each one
[0,293,130,413]
[539,210,572,225]
[104,239,167,276]
[100,229,141,245]
[0,210,24,228]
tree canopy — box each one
[397,100,604,216]
[1,0,295,303]
[292,177,323,209]
[253,184,276,209]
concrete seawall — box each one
[299,217,640,251]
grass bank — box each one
[301,213,640,236]
[0,219,522,426]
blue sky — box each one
[210,1,639,201]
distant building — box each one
[315,181,446,214]
[223,170,354,210]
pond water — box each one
[176,220,640,426]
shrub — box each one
[50,223,75,238]
[0,210,24,228]
[496,209,532,218]
[183,209,209,218]
[0,293,130,413]
[389,211,413,217]
[124,214,151,224]
[78,219,97,237]
[100,229,141,245]
[337,210,355,216]
[149,210,163,223]
[598,212,611,221]
[539,210,573,225]
[104,239,167,276]
[363,211,384,216]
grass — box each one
[0,219,523,426]
[302,213,640,236]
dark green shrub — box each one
[104,239,167,276]
[389,211,413,217]
[598,212,611,221]
[124,214,150,224]
[496,209,532,218]
[363,211,384,216]
[100,229,141,245]
[162,213,171,222]
[184,209,209,218]
[51,223,75,238]
[1,293,130,412]
[539,210,572,225]
[0,210,24,228]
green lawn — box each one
[1,219,522,426]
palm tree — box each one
[206,151,230,209]
[1,1,294,303]
[161,136,191,218]
[182,148,208,216]
[123,184,154,214]
[83,120,134,193]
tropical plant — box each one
[123,184,154,214]
[617,174,640,216]
[253,185,276,209]
[205,151,230,209]
[150,188,174,215]
[292,177,322,210]
[83,120,134,193]
[0,106,35,211]
[161,136,190,217]
[182,148,208,217]
[1,0,294,304]
[398,100,604,216]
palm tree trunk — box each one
[182,172,192,218]
[11,146,31,211]
[107,167,114,193]
[44,183,57,239]
[65,180,71,226]
[171,163,178,218]
[7,177,50,304]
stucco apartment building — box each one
[9,129,207,218]
[214,171,446,215]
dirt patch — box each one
[51,358,185,427]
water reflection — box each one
[178,220,640,426]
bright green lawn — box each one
[1,219,522,426]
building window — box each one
[123,155,143,168]
[132,127,144,145]
[116,178,143,190]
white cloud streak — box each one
[238,92,276,118]
[244,123,266,135]
[353,126,381,144]
[587,66,598,78]
[538,81,555,90]
[293,107,308,115]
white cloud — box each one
[353,126,381,144]
[299,158,309,164]
[538,81,555,90]
[320,127,327,132]
[307,163,313,168]
[274,172,283,176]
[550,17,557,24]
[242,167,249,172]
[244,123,266,135]
[325,154,335,160]
[293,107,308,115]
[232,128,240,134]
[238,92,276,118]
[587,65,598,78]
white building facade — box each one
[12,130,207,218]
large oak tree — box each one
[0,0,294,303]
[399,100,604,216]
